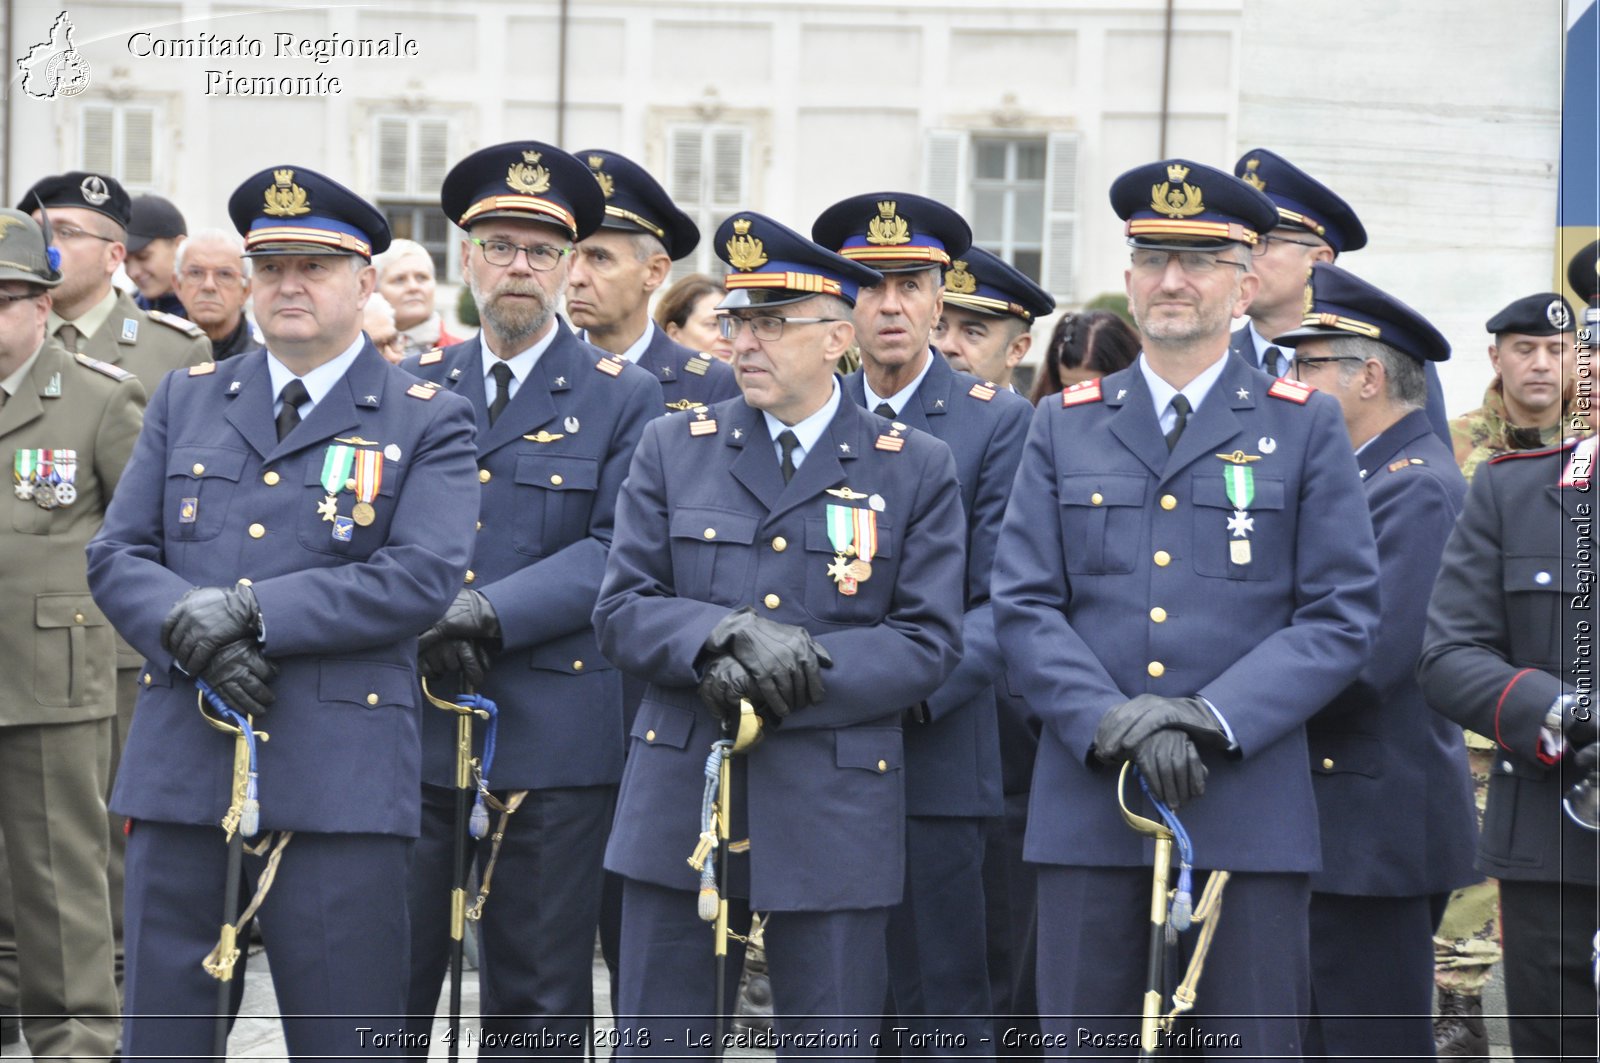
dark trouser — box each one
[122,821,412,1062]
[405,783,612,1060]
[1499,878,1599,1061]
[982,797,1039,1058]
[616,877,888,1061]
[1035,865,1309,1058]
[1304,891,1445,1059]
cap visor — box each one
[1271,325,1340,347]
[716,288,818,311]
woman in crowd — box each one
[1028,309,1139,403]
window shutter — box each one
[710,128,745,205]
[81,106,114,174]
[416,119,450,194]
[121,108,154,187]
[922,130,968,213]
[1041,132,1080,300]
[375,118,411,196]
[666,127,705,205]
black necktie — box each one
[1165,394,1192,453]
[777,430,800,484]
[275,379,310,442]
[488,362,514,425]
[1261,345,1284,378]
[56,323,80,353]
[873,402,896,420]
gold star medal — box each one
[317,494,339,522]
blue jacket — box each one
[844,353,1031,817]
[993,356,1381,872]
[594,393,967,910]
[87,342,479,836]
[401,321,662,789]
[1308,409,1479,896]
[637,325,740,413]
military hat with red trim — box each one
[1110,158,1277,252]
[1274,262,1449,363]
[811,192,971,274]
[714,211,881,309]
[574,149,698,260]
[228,165,390,260]
[1233,148,1367,254]
[942,246,1055,323]
[440,141,604,242]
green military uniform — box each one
[0,334,145,1058]
[1448,379,1584,482]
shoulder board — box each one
[1489,436,1582,464]
[1387,457,1427,473]
[419,348,444,366]
[684,355,711,376]
[1267,379,1313,404]
[1061,379,1102,407]
[968,381,997,402]
[147,309,203,337]
[874,420,910,452]
[74,351,134,382]
[596,356,626,377]
[406,382,440,400]
[187,361,217,376]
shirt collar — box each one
[48,287,118,339]
[762,377,842,466]
[482,321,561,385]
[1246,319,1292,368]
[266,333,365,414]
[580,321,655,365]
[0,340,46,398]
[862,347,935,415]
[1139,349,1230,425]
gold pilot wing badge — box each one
[506,150,551,195]
[726,218,767,271]
[262,169,310,217]
[866,201,911,246]
[1150,163,1205,219]
[946,260,977,295]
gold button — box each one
[464,570,476,584]
[192,462,205,476]
[73,612,85,623]
[248,523,265,539]
[478,469,491,483]
[344,478,357,491]
[1322,758,1335,770]
[550,474,564,486]
[572,660,584,671]
[263,470,280,486]
[763,593,780,610]
[877,759,888,773]
[1150,607,1167,623]
[1154,550,1170,567]
[366,693,379,706]
[475,521,483,531]
[1160,494,1177,510]
[237,578,253,587]
[704,528,717,540]
[646,729,657,742]
[1090,492,1104,505]
[1148,661,1165,678]
[142,673,152,686]
[772,536,788,552]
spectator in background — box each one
[124,194,188,318]
[1027,308,1139,403]
[374,238,460,356]
[653,271,733,361]
[363,292,407,364]
[171,228,260,361]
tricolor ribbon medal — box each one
[1223,463,1254,565]
[13,449,38,500]
[825,503,877,596]
[318,444,356,527]
[351,449,383,526]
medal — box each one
[50,449,77,507]
[13,449,37,500]
[1221,462,1255,566]
[351,448,383,527]
[34,450,58,510]
[317,494,339,522]
[825,502,879,594]
[849,506,876,583]
[331,515,355,542]
[318,444,356,523]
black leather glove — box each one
[417,638,494,688]
[418,590,501,653]
[200,639,278,719]
[1564,701,1599,750]
[1094,694,1230,764]
[162,584,262,676]
[1133,728,1207,809]
[703,607,833,719]
[699,655,756,724]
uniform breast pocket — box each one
[165,445,248,542]
[295,452,398,559]
[1191,473,1287,580]
[668,507,758,604]
[512,452,599,557]
[1058,473,1146,574]
[1502,555,1567,669]
[801,516,896,625]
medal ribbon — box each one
[1222,465,1254,509]
[14,448,37,488]
[53,449,76,490]
[353,449,383,504]
[319,445,355,495]
[851,508,877,563]
[825,504,855,555]
[38,449,56,489]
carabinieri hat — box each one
[1234,148,1367,254]
[942,246,1055,323]
[715,211,882,309]
[18,170,133,230]
[811,192,971,273]
[440,141,604,242]
[1110,158,1277,251]
[576,149,699,260]
[1485,292,1575,337]
[1274,262,1450,362]
[228,165,390,260]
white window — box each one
[80,103,156,191]
[372,115,452,277]
[664,124,749,282]
[924,130,1080,301]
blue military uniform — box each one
[595,212,967,1057]
[86,165,479,1059]
[993,160,1382,1056]
[632,322,740,414]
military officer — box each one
[1228,148,1450,444]
[400,142,661,1056]
[1418,434,1600,1060]
[569,149,738,413]
[933,245,1054,394]
[812,193,1031,1049]
[0,208,141,1060]
[86,166,479,1059]
[1271,263,1479,1057]
[993,159,1381,1056]
[595,212,966,1056]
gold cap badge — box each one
[588,155,615,199]
[946,260,977,295]
[507,150,551,196]
[263,169,310,217]
[726,218,767,271]
[1151,164,1204,219]
[1241,158,1266,192]
[866,200,911,246]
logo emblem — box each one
[945,260,977,295]
[507,150,551,195]
[1150,163,1205,219]
[587,155,614,199]
[16,12,90,100]
[1240,158,1266,192]
[866,201,911,246]
[725,218,767,271]
[262,169,310,217]
[1548,298,1572,331]
[80,175,110,206]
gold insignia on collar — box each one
[1150,163,1204,219]
[507,151,551,195]
[263,169,310,217]
[1215,450,1262,465]
[726,218,767,271]
[866,201,911,246]
[1241,158,1266,192]
[588,156,615,199]
[827,487,869,500]
[946,260,977,295]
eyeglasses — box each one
[52,224,116,244]
[1253,234,1325,256]
[0,290,41,308]
[470,237,571,272]
[1289,355,1363,380]
[178,266,245,287]
[717,314,843,341]
[1130,249,1248,275]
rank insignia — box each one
[406,383,437,400]
[946,260,978,295]
[1062,379,1102,407]
[689,412,718,436]
[1151,163,1205,219]
[449,368,462,380]
[969,382,997,402]
[189,362,217,376]
[684,356,711,376]
[262,169,311,217]
[866,201,911,246]
[179,497,198,523]
[506,150,551,195]
[419,349,444,366]
[1268,378,1313,404]
[596,357,625,377]
[524,430,566,443]
[725,218,768,271]
[874,430,905,453]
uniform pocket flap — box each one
[803,516,896,558]
[169,445,247,482]
[515,453,599,492]
[1059,472,1146,507]
[631,701,696,749]
[1192,473,1286,511]
[528,629,616,674]
[318,660,413,707]
[35,593,108,628]
[1308,730,1382,778]
[1503,555,1575,594]
[670,507,759,545]
[835,727,902,773]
